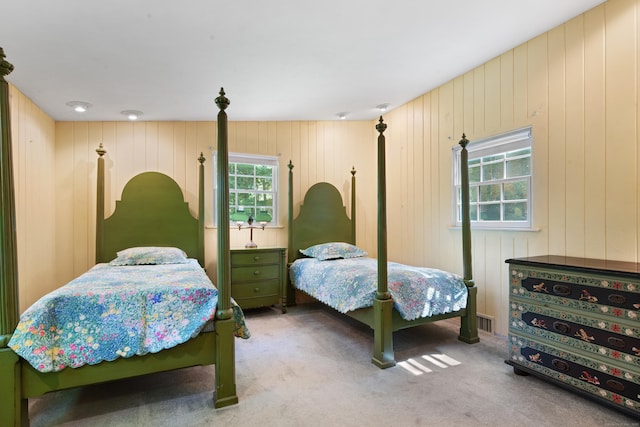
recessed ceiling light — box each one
[376,103,390,112]
[121,110,143,121]
[66,101,91,113]
[336,112,348,120]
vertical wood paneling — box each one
[584,7,607,259]
[484,57,501,134]
[548,26,567,255]
[605,0,638,260]
[500,51,514,128]
[565,16,587,258]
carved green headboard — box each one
[95,148,206,266]
[288,164,356,263]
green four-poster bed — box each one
[0,51,244,426]
[287,117,479,368]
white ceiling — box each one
[1,0,605,122]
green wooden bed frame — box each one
[287,117,479,369]
[0,52,238,425]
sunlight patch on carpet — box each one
[398,353,462,376]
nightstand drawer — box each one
[232,279,280,299]
[231,265,280,282]
[231,251,280,266]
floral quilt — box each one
[290,257,468,321]
[9,260,250,372]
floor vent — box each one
[477,313,494,334]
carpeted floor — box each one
[28,303,639,427]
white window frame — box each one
[452,126,532,229]
[213,152,279,226]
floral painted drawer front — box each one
[509,266,640,321]
[509,333,640,413]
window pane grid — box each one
[452,127,532,229]
[214,152,279,226]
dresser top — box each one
[506,255,640,278]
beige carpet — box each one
[28,303,639,426]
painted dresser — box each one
[505,255,640,418]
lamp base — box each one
[245,242,258,248]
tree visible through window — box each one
[213,152,278,226]
[452,127,532,229]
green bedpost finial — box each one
[215,87,230,111]
[198,152,206,165]
[0,47,15,79]
[376,116,387,134]
[96,143,107,157]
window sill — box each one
[449,226,541,232]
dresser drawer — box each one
[231,265,280,282]
[509,264,640,318]
[509,332,640,413]
[231,251,281,266]
[232,279,280,299]
[510,300,640,367]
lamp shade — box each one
[230,211,249,223]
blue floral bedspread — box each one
[9,260,250,373]
[290,257,468,321]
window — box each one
[213,152,279,226]
[452,127,532,229]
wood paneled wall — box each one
[8,84,56,312]
[381,0,640,335]
[9,0,639,336]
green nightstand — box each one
[230,247,287,312]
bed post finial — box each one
[215,87,230,111]
[198,152,206,165]
[96,143,107,157]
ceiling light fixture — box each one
[376,103,390,112]
[336,112,348,120]
[66,101,91,113]
[121,110,143,121]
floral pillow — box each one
[300,242,367,261]
[109,246,189,266]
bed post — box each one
[213,88,238,407]
[0,47,23,427]
[286,161,296,306]
[371,116,395,368]
[197,152,206,267]
[351,167,356,242]
[457,134,479,344]
[95,144,106,263]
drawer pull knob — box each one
[551,359,570,372]
[553,321,571,334]
[253,270,261,276]
[552,284,571,296]
[606,379,625,392]
[254,256,261,261]
[254,287,260,293]
[608,294,626,305]
[607,336,626,348]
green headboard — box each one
[288,163,356,262]
[95,147,206,265]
